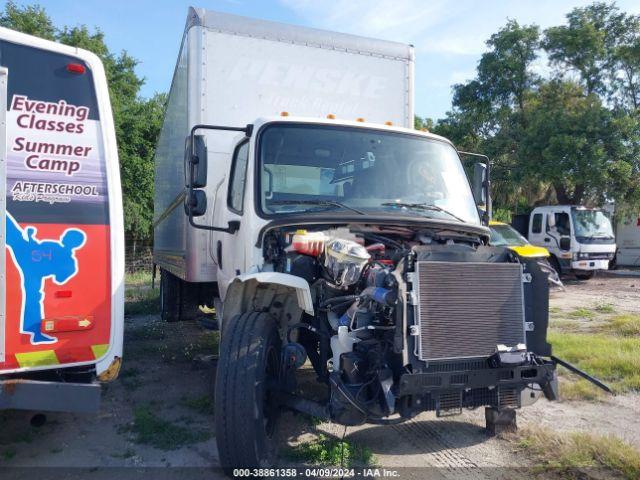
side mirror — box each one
[185,134,208,188]
[559,236,571,251]
[547,214,556,229]
[472,162,487,205]
[184,190,207,217]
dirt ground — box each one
[0,270,638,478]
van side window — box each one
[532,214,542,234]
[228,142,249,213]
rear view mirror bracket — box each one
[185,123,252,233]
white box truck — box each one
[1,27,124,413]
[614,214,640,267]
[514,205,616,280]
[152,7,614,471]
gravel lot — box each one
[0,270,638,478]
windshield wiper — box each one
[380,202,466,223]
[269,199,365,215]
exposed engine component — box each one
[324,238,371,288]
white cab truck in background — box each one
[523,205,616,279]
[154,7,568,472]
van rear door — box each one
[0,31,121,376]
[1,66,7,365]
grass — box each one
[517,427,640,480]
[286,434,375,467]
[126,321,167,341]
[559,378,605,401]
[594,302,616,314]
[125,405,211,450]
[567,307,596,320]
[125,287,159,316]
[606,314,640,336]
[126,271,153,287]
[1,448,16,461]
[182,331,220,360]
[549,331,640,394]
[124,270,159,316]
[180,395,214,415]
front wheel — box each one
[575,271,594,280]
[215,311,282,471]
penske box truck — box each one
[0,27,124,413]
[150,7,623,471]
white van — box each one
[0,27,124,412]
[527,205,616,279]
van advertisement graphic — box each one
[6,95,109,221]
[2,92,111,370]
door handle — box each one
[544,238,550,242]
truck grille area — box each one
[415,261,525,360]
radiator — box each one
[414,261,525,361]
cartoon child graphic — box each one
[5,212,86,345]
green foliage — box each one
[0,2,165,242]
[492,208,512,223]
[126,405,211,450]
[549,331,640,392]
[518,427,640,480]
[436,2,640,214]
[0,1,54,40]
[414,115,434,131]
[286,434,375,467]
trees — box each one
[0,1,164,243]
[435,2,640,213]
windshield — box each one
[490,224,529,247]
[258,124,480,224]
[571,209,614,239]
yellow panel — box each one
[509,245,550,258]
[91,344,109,359]
[15,350,59,368]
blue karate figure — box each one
[5,212,86,345]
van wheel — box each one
[575,271,594,280]
[215,311,282,471]
[160,269,180,322]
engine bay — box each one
[262,224,557,424]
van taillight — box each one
[66,63,85,74]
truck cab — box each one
[527,205,616,279]
[154,8,563,471]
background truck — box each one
[614,214,640,267]
[153,7,569,471]
[0,27,124,413]
[513,205,616,280]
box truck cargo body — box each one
[0,27,124,412]
[153,8,574,471]
[615,215,640,267]
[154,8,414,287]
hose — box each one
[287,322,330,342]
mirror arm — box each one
[458,150,492,225]
[185,123,251,234]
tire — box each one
[215,311,282,471]
[548,256,562,278]
[160,269,180,322]
[575,271,594,280]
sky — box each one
[10,0,640,120]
